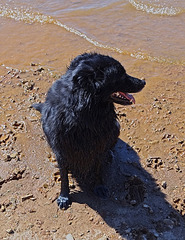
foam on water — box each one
[129,0,185,16]
[0,6,184,66]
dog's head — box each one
[69,53,146,105]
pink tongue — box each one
[120,92,135,104]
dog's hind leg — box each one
[93,153,110,199]
[94,184,109,199]
[55,153,71,209]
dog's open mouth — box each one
[111,92,135,105]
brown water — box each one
[0,0,185,74]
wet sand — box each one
[0,60,184,239]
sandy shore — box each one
[0,64,184,240]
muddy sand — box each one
[0,64,185,240]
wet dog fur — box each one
[33,53,146,209]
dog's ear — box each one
[72,63,96,90]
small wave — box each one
[0,6,184,66]
[129,0,184,16]
[130,51,185,65]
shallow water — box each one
[0,0,185,73]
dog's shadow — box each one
[70,139,185,239]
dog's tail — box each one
[32,103,43,113]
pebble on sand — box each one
[66,233,74,240]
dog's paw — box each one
[57,195,71,209]
[94,185,109,199]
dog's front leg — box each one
[57,165,71,209]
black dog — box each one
[33,53,145,209]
